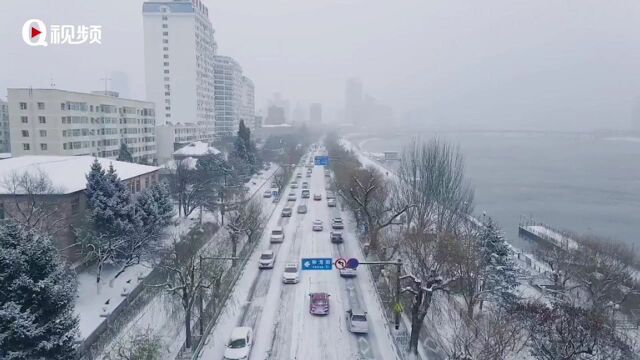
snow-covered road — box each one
[198,148,399,360]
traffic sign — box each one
[393,302,404,314]
[314,155,329,166]
[346,258,359,269]
[301,258,333,271]
[334,258,347,270]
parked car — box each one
[301,189,310,198]
[282,263,300,284]
[309,292,330,315]
[281,207,292,217]
[259,250,275,269]
[297,204,308,214]
[263,190,272,198]
[345,310,368,333]
[330,231,343,243]
[313,193,322,201]
[331,217,344,230]
[270,226,284,243]
[224,327,253,360]
[312,220,323,231]
[327,198,337,207]
[339,267,357,278]
[288,192,297,201]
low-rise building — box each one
[0,155,160,262]
[172,141,221,161]
[156,122,214,164]
[0,99,9,152]
[7,88,157,164]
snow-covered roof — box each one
[163,157,198,171]
[173,141,221,157]
[0,156,159,194]
[261,123,293,128]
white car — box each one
[327,198,337,207]
[313,193,322,201]
[259,250,275,269]
[288,192,297,201]
[270,226,284,243]
[302,182,309,189]
[331,217,344,230]
[346,310,369,334]
[291,182,298,189]
[282,263,300,284]
[263,190,272,198]
[312,220,323,231]
[339,267,357,278]
[224,327,253,360]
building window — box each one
[163,39,168,44]
[19,102,27,110]
[162,15,168,20]
[71,197,79,215]
[0,203,4,220]
[166,113,171,118]
[163,54,169,59]
[38,116,46,124]
[61,103,65,110]
[21,116,28,123]
[39,130,47,137]
[136,179,141,192]
[40,143,47,151]
[90,105,94,112]
[145,176,150,187]
[164,69,169,74]
[37,102,45,110]
[23,143,30,151]
[163,46,169,51]
[21,130,29,137]
[164,76,170,81]
[162,31,168,36]
[162,24,168,29]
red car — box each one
[309,292,330,315]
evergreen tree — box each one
[479,218,518,304]
[86,160,135,237]
[135,182,174,231]
[0,221,79,359]
[116,142,134,163]
[233,120,257,173]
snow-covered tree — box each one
[113,327,164,360]
[231,120,257,174]
[0,221,79,359]
[477,218,518,305]
[135,182,174,231]
[116,141,134,163]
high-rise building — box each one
[240,76,256,134]
[142,0,216,139]
[265,105,286,125]
[268,93,290,123]
[8,88,156,163]
[213,55,243,137]
[0,99,9,153]
[345,78,363,125]
[310,103,322,124]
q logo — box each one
[22,19,48,47]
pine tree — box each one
[135,182,174,231]
[116,142,134,163]
[86,161,135,236]
[0,221,79,359]
[479,218,518,304]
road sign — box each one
[346,258,359,269]
[314,155,329,166]
[301,258,333,271]
[334,258,347,269]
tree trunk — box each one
[409,290,424,354]
[185,305,192,349]
[231,232,238,266]
[467,299,475,320]
[369,228,379,251]
[96,260,103,283]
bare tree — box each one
[1,170,66,234]
[112,327,164,360]
[167,159,209,218]
[150,235,225,350]
[272,166,292,195]
[225,198,265,261]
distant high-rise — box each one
[0,99,10,152]
[268,93,290,123]
[345,78,363,125]
[310,103,322,124]
[266,105,286,125]
[213,55,243,137]
[142,0,216,139]
[240,76,256,134]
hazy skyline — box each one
[1,0,640,130]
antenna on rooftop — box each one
[99,74,111,94]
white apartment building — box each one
[0,99,9,153]
[213,55,243,137]
[143,0,216,139]
[155,122,212,164]
[240,76,256,134]
[7,88,156,163]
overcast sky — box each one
[1,0,639,130]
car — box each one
[330,230,343,243]
[312,220,323,231]
[331,217,344,230]
[282,263,300,284]
[345,310,368,333]
[327,198,337,207]
[296,173,302,178]
[281,207,292,217]
[270,226,284,243]
[302,182,309,189]
[259,250,275,269]
[309,292,330,315]
[291,182,298,189]
[287,192,297,201]
[263,190,272,198]
[297,204,308,214]
[257,171,263,175]
[313,193,322,201]
[224,327,253,360]
[324,170,330,177]
[339,267,357,278]
[301,189,310,198]
[326,191,336,200]
[306,172,312,178]
[272,195,280,204]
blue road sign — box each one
[301,257,333,271]
[346,258,359,269]
[314,155,329,166]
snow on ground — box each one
[199,151,400,360]
[87,164,278,356]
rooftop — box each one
[0,156,159,194]
[173,141,221,157]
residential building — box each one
[156,122,211,164]
[310,103,322,124]
[345,78,363,125]
[7,88,156,163]
[0,156,160,262]
[213,55,243,137]
[0,99,9,152]
[267,93,290,123]
[265,105,286,125]
[172,141,220,161]
[143,0,216,135]
[240,76,256,134]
